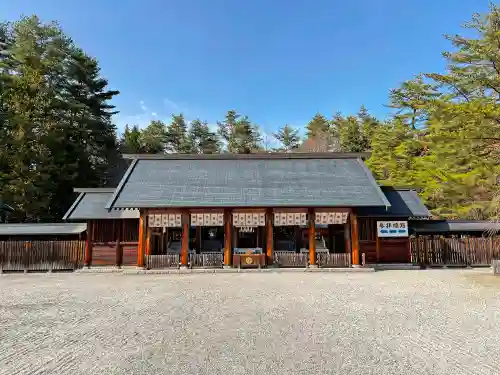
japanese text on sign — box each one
[377,221,408,237]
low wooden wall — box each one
[410,237,500,267]
[360,238,410,264]
[0,240,84,272]
[91,241,138,267]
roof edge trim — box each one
[357,158,391,208]
[74,188,116,193]
[105,158,139,211]
[62,192,85,221]
[121,152,371,160]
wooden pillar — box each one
[294,226,301,252]
[224,209,232,266]
[146,226,152,256]
[266,209,273,264]
[85,220,93,268]
[308,209,316,266]
[137,210,147,268]
[115,219,122,267]
[180,211,189,267]
[350,211,360,266]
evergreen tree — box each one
[140,120,168,153]
[273,124,300,152]
[188,119,220,154]
[387,75,441,129]
[120,125,143,153]
[166,114,192,153]
[217,110,262,153]
[305,113,330,138]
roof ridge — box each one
[122,152,371,160]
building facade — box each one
[64,153,431,268]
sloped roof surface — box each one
[106,154,390,209]
[0,223,87,236]
[357,187,430,218]
[63,189,139,220]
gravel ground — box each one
[1,270,500,375]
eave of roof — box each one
[0,223,87,236]
[64,190,139,220]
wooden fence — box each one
[317,253,351,268]
[410,237,500,267]
[0,240,85,272]
[189,252,224,268]
[145,254,180,269]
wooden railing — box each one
[273,251,309,267]
[317,253,351,268]
[189,252,224,268]
[410,237,500,267]
[0,240,85,272]
[145,254,180,269]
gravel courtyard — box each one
[1,270,500,375]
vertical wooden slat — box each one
[350,211,360,266]
[224,209,232,266]
[308,208,316,266]
[180,210,189,267]
[137,210,147,268]
[375,232,381,263]
[266,208,273,265]
[85,220,93,267]
[116,220,122,267]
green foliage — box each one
[4,5,500,222]
[273,124,300,152]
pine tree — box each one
[140,120,168,153]
[120,125,143,153]
[217,110,262,153]
[387,75,441,129]
[273,124,300,152]
[188,119,220,154]
[166,114,192,153]
[305,113,330,138]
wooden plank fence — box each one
[410,237,500,267]
[317,253,351,268]
[0,240,85,272]
[273,251,309,268]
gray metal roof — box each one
[413,220,500,234]
[107,154,390,209]
[0,223,87,236]
[63,190,139,220]
[357,187,430,218]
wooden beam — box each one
[137,210,147,268]
[266,208,273,264]
[350,211,360,266]
[180,211,189,267]
[308,209,316,266]
[85,220,93,268]
[224,209,232,266]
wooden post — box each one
[146,227,152,256]
[266,209,273,265]
[350,211,360,266]
[180,211,189,267]
[375,231,381,263]
[308,209,316,266]
[224,209,232,266]
[85,220,93,268]
[137,210,147,268]
[115,220,122,267]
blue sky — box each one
[1,0,491,138]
